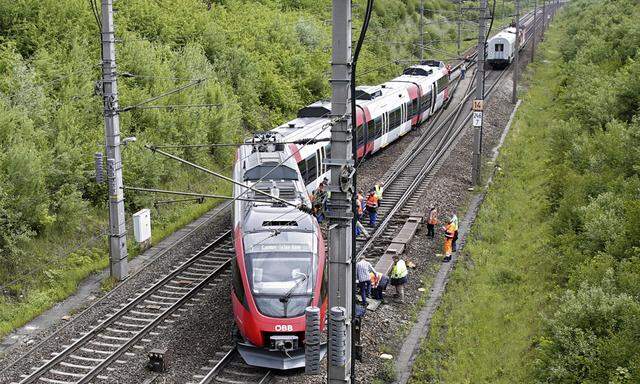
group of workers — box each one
[311,179,384,232]
[355,181,384,237]
[427,205,459,262]
[356,253,408,305]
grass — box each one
[0,177,231,340]
[408,20,564,383]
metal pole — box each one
[101,0,128,280]
[511,0,520,104]
[542,0,546,36]
[327,0,353,382]
[457,0,461,56]
[471,0,487,185]
[420,0,424,61]
[531,0,537,60]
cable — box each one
[2,66,96,100]
[149,138,331,149]
[119,79,206,112]
[88,0,101,32]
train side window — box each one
[373,117,382,138]
[495,43,504,52]
[389,107,401,128]
[420,93,432,112]
[306,153,317,183]
[411,98,418,117]
[298,160,307,182]
[232,258,249,310]
[356,124,365,146]
[437,76,449,91]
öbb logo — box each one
[274,324,293,332]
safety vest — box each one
[370,272,380,286]
[390,260,408,279]
[444,223,455,238]
[356,194,364,215]
[366,194,378,209]
[375,185,383,200]
[451,215,459,231]
[428,209,438,225]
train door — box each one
[316,148,323,183]
[430,83,437,115]
[381,110,390,148]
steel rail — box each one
[19,231,233,383]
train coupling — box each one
[269,335,299,352]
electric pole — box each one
[542,0,546,36]
[471,0,487,185]
[531,0,537,60]
[101,0,128,280]
[511,0,520,104]
[457,0,462,56]
[327,0,353,382]
[420,0,424,61]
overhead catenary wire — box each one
[119,78,207,112]
[149,137,331,149]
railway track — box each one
[191,347,272,384]
[356,9,540,261]
[15,231,234,384]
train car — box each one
[487,27,525,68]
[271,61,450,194]
[231,133,327,370]
[231,61,449,370]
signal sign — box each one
[473,111,483,127]
[472,99,484,111]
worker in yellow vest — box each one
[390,254,408,303]
[374,181,384,201]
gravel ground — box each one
[107,273,235,383]
[0,207,232,382]
[272,57,527,384]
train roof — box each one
[243,205,315,233]
[390,64,446,87]
[297,100,331,118]
[355,85,383,100]
[489,27,517,43]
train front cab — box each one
[231,219,327,370]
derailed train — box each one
[231,61,450,370]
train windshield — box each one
[245,251,316,318]
[243,230,317,318]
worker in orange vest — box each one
[427,205,438,238]
[365,189,379,226]
[442,218,455,262]
[356,191,365,220]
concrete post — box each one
[101,0,128,280]
[471,0,487,185]
[512,0,520,104]
[327,0,353,382]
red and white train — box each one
[231,61,450,370]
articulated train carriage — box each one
[231,133,327,370]
[231,61,450,370]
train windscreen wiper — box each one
[279,272,308,318]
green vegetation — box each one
[410,0,640,382]
[0,0,528,338]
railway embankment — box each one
[410,1,640,382]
